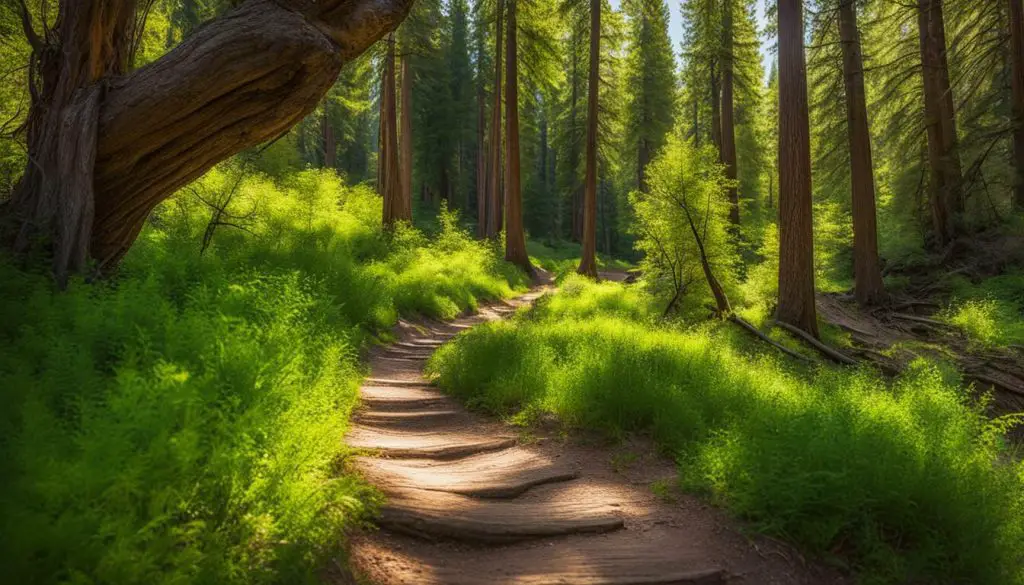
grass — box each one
[426,275,1024,585]
[939,272,1024,349]
[527,239,634,278]
[0,167,526,585]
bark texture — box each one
[503,0,531,272]
[1010,0,1024,209]
[400,53,414,221]
[916,0,963,248]
[485,0,504,239]
[577,0,600,278]
[380,34,404,227]
[475,30,488,237]
[776,0,819,337]
[7,0,415,279]
[839,0,886,306]
[720,0,739,227]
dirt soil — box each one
[335,278,852,585]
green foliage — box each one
[427,278,1024,585]
[940,272,1024,348]
[631,134,739,314]
[0,166,525,585]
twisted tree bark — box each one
[5,0,415,283]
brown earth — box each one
[338,281,852,585]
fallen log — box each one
[728,315,814,363]
[773,321,859,366]
[891,313,948,327]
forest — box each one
[0,0,1023,583]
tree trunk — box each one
[476,42,488,237]
[381,34,404,227]
[504,0,532,273]
[839,0,886,306]
[4,0,415,281]
[917,0,963,248]
[721,0,739,227]
[399,54,413,221]
[578,0,600,278]
[321,108,336,169]
[485,0,504,239]
[637,138,651,193]
[710,60,722,160]
[776,0,819,337]
[1010,0,1024,209]
[683,201,732,315]
[569,30,583,241]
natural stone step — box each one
[355,408,467,429]
[351,527,728,584]
[346,426,516,459]
[378,488,624,543]
[354,448,577,498]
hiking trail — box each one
[343,282,849,585]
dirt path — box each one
[342,286,850,585]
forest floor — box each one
[817,293,1024,414]
[334,276,850,585]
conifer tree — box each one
[776,0,819,336]
[623,0,676,193]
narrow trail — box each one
[344,284,850,585]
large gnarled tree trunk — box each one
[776,0,819,337]
[503,0,531,273]
[839,0,886,306]
[577,0,600,278]
[5,0,414,283]
[916,0,963,248]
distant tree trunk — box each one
[569,30,583,242]
[321,108,336,170]
[710,60,722,159]
[476,43,488,237]
[578,0,600,278]
[4,0,414,284]
[917,0,963,248]
[776,0,819,337]
[399,54,414,220]
[721,0,739,227]
[504,0,532,272]
[839,0,886,306]
[1010,0,1024,209]
[485,0,505,238]
[381,34,404,227]
[692,98,700,148]
[637,139,651,193]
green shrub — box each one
[0,165,524,584]
[426,279,1024,585]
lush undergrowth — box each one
[940,271,1024,348]
[427,276,1024,585]
[0,167,525,585]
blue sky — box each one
[607,0,774,78]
